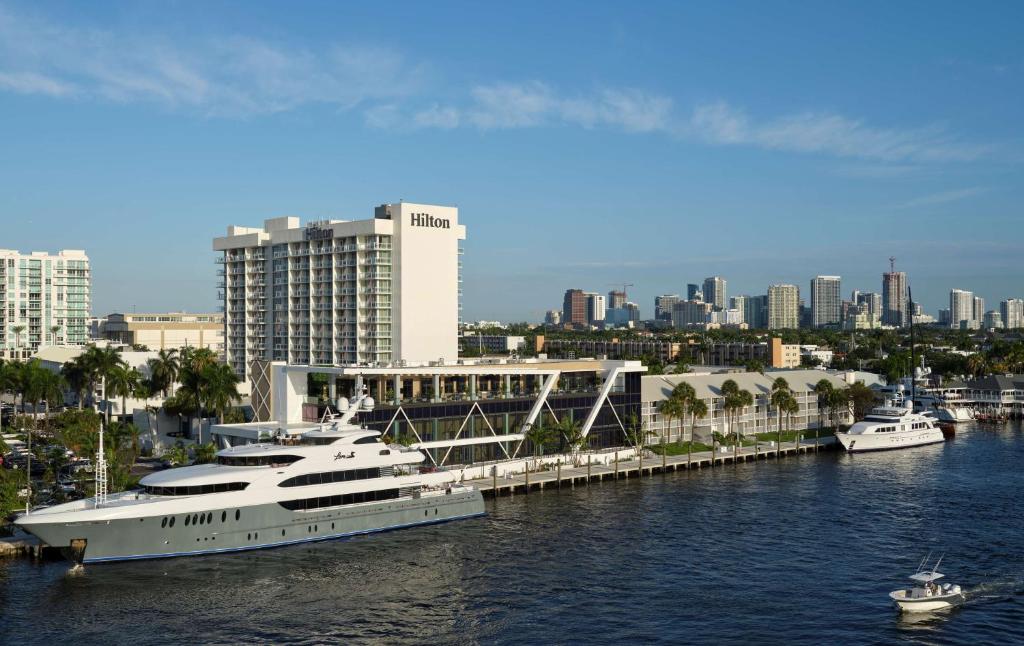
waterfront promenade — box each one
[470,438,836,497]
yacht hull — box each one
[890,592,964,613]
[835,429,945,453]
[16,488,484,564]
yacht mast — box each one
[95,376,109,507]
[908,284,916,407]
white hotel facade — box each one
[214,203,465,381]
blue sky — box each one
[1,1,1021,321]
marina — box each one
[1,421,1021,645]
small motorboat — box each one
[889,555,964,613]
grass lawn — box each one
[650,441,714,456]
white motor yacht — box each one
[835,397,946,453]
[889,557,964,612]
[15,391,485,564]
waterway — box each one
[1,422,1022,644]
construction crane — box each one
[608,283,634,300]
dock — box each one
[469,439,835,497]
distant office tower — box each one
[743,295,768,329]
[624,302,640,322]
[703,276,727,310]
[949,289,975,329]
[654,294,680,321]
[0,248,91,360]
[983,310,1003,330]
[811,276,841,328]
[767,284,800,329]
[854,291,883,320]
[672,300,712,328]
[1000,299,1024,329]
[973,296,985,328]
[544,310,561,326]
[585,292,606,326]
[607,290,627,310]
[729,296,747,324]
[687,283,701,301]
[563,289,588,326]
[938,309,951,326]
[882,269,908,327]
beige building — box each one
[767,284,800,329]
[769,337,801,368]
[101,312,224,354]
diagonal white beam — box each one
[581,367,621,438]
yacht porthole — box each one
[248,533,251,540]
[185,515,191,526]
[161,518,168,528]
[282,529,286,536]
[221,511,227,523]
[170,517,175,527]
[235,510,240,521]
[199,515,205,525]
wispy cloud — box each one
[687,101,988,163]
[0,7,426,116]
[0,7,992,165]
[892,187,989,209]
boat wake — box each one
[962,577,1024,606]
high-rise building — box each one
[938,308,951,326]
[585,292,606,326]
[607,290,627,310]
[1000,299,1024,330]
[810,276,841,328]
[743,295,768,329]
[672,300,712,328]
[563,289,588,327]
[686,283,702,301]
[214,203,465,380]
[729,296,747,324]
[1,249,91,360]
[854,291,883,320]
[983,310,1003,330]
[973,296,985,328]
[703,276,727,310]
[767,284,800,329]
[544,310,561,326]
[654,294,680,321]
[949,289,975,329]
[624,302,640,323]
[882,268,908,327]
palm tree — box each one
[658,394,684,445]
[61,358,89,409]
[81,344,127,422]
[202,363,241,425]
[525,422,556,458]
[813,379,834,435]
[671,382,696,444]
[39,369,65,432]
[554,415,586,464]
[11,325,26,355]
[149,348,180,398]
[107,365,142,422]
[966,353,989,378]
[782,392,800,449]
[48,325,61,345]
[770,377,792,456]
[719,379,739,458]
[687,398,708,465]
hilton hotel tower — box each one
[214,203,465,380]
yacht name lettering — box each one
[410,213,450,229]
[334,451,356,460]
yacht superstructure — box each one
[15,393,484,564]
[835,398,946,453]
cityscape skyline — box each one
[1,2,1022,321]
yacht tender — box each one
[835,398,945,453]
[14,392,485,564]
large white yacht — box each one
[14,392,484,564]
[835,397,946,453]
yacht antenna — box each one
[933,553,945,574]
[95,376,109,507]
[916,551,932,574]
[908,284,916,407]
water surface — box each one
[1,422,1022,645]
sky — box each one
[1,1,1022,321]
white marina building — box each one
[214,203,465,382]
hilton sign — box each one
[410,213,451,229]
[304,226,332,241]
